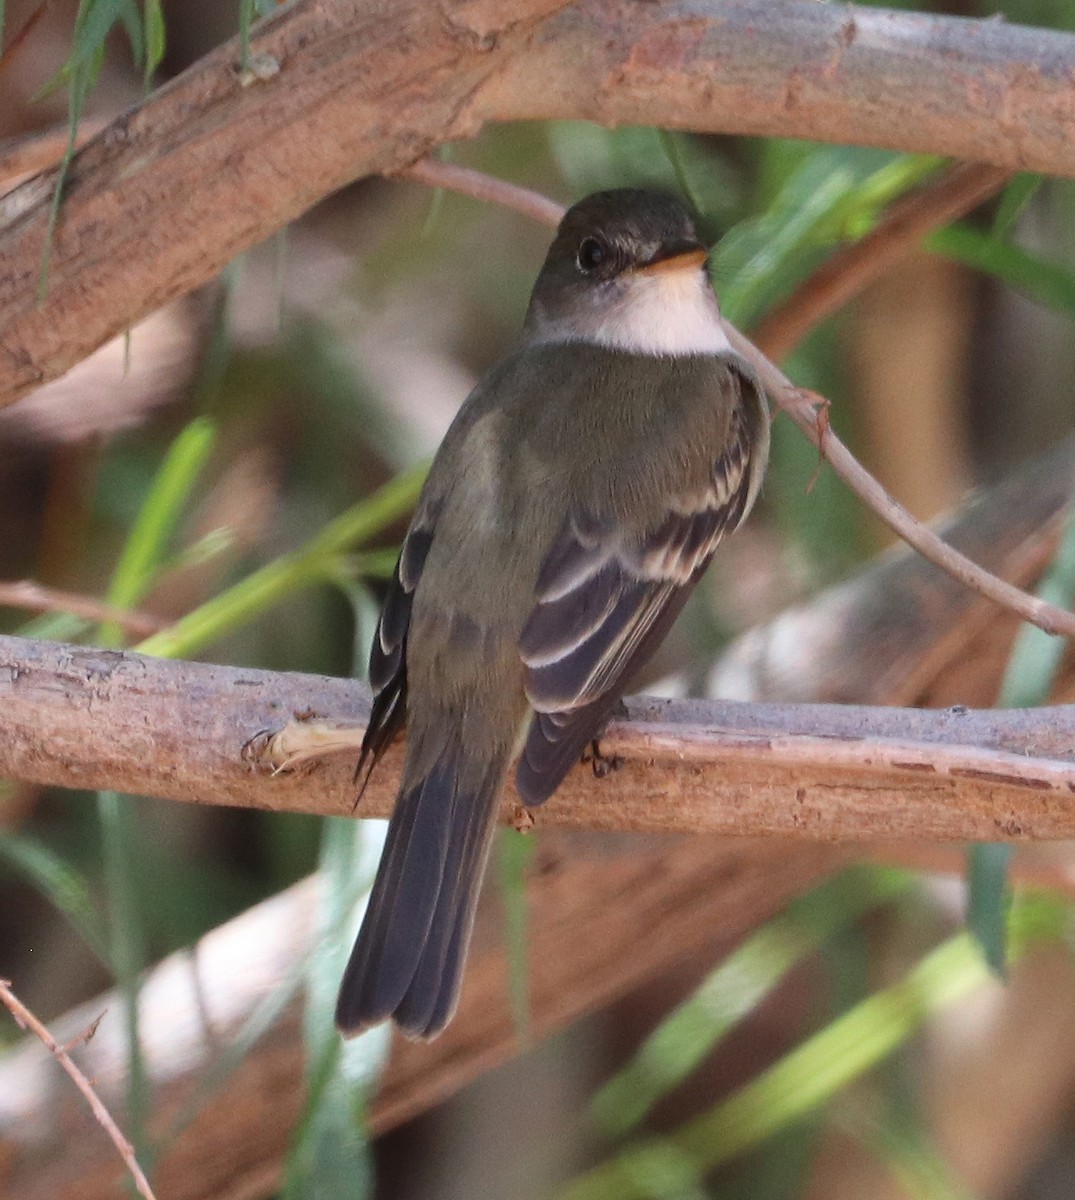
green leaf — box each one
[0,833,110,962]
[930,224,1075,319]
[856,1102,977,1200]
[91,420,216,1168]
[63,0,146,73]
[718,149,941,328]
[102,416,217,644]
[35,0,153,295]
[96,790,152,1170]
[238,0,256,70]
[965,844,1013,978]
[547,123,743,230]
[560,897,1065,1200]
[657,129,716,223]
[143,0,165,81]
[998,502,1075,710]
[991,174,1043,240]
[38,54,97,297]
[135,463,426,661]
[718,159,854,327]
[498,828,536,1046]
[591,868,912,1138]
[280,817,390,1200]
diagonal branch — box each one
[749,160,1014,363]
[393,157,1075,640]
[723,331,1075,640]
[1,0,1073,406]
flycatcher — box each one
[336,189,770,1040]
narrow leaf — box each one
[657,129,709,220]
[238,0,256,70]
[966,500,1075,973]
[498,828,536,1046]
[102,416,216,642]
[280,817,389,1199]
[135,463,426,661]
[592,868,912,1137]
[560,897,1065,1200]
[0,833,110,962]
[930,224,1075,319]
[855,1103,977,1200]
[965,844,1013,977]
[96,789,152,1170]
[143,0,165,81]
[991,174,1043,240]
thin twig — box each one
[392,160,1075,643]
[728,341,1075,640]
[0,579,166,637]
[0,1,51,75]
[0,980,158,1200]
[751,161,1013,362]
[396,159,565,228]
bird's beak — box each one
[635,246,709,276]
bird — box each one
[335,188,770,1040]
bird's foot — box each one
[583,737,623,780]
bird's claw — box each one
[584,738,623,780]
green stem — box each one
[559,898,1065,1200]
[136,464,426,660]
[591,868,912,1137]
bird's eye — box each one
[576,237,608,272]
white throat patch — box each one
[540,267,733,358]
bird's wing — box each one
[355,502,438,794]
[516,399,759,805]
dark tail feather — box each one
[335,751,504,1040]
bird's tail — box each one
[335,744,507,1040]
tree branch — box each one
[0,839,845,1200]
[4,15,1071,643]
[1,0,1073,406]
[723,330,1075,640]
[2,440,1071,1200]
[713,439,1075,707]
[2,631,1074,841]
[396,157,566,227]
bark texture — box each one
[2,0,1074,405]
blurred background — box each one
[2,1,1075,1198]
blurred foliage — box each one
[2,1,1075,1199]
[966,500,1075,974]
[562,895,1069,1200]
